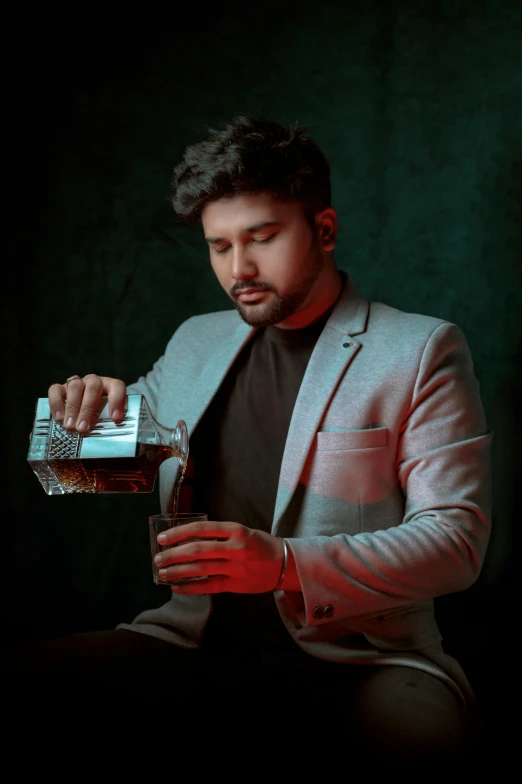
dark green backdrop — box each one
[3,0,521,719]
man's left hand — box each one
[154,520,285,594]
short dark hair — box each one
[170,114,331,226]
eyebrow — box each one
[205,221,281,245]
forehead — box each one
[201,193,302,233]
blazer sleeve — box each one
[285,322,494,626]
[125,321,189,413]
[126,354,165,415]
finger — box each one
[69,374,108,433]
[170,575,229,595]
[159,560,228,583]
[48,382,67,422]
[62,375,87,430]
[159,520,238,546]
[102,377,127,423]
[155,539,223,566]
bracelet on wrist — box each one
[273,537,289,591]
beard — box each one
[231,242,325,328]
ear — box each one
[316,207,337,251]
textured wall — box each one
[3,0,521,697]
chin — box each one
[235,302,279,328]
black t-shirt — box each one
[188,303,336,654]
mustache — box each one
[231,283,273,296]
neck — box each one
[275,265,342,330]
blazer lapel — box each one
[272,272,370,533]
[160,318,256,512]
[184,322,256,437]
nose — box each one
[230,245,258,281]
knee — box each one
[341,667,471,764]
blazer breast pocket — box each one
[316,426,388,452]
[303,426,392,510]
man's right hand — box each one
[48,375,127,433]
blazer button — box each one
[324,605,334,618]
[312,606,324,620]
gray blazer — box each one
[119,270,493,708]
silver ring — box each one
[66,375,82,384]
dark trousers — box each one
[1,629,483,774]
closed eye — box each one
[214,235,276,255]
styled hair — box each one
[170,114,331,226]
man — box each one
[3,115,492,768]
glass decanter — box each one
[27,394,188,495]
